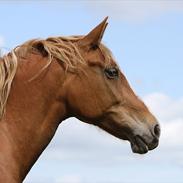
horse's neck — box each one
[0,56,67,182]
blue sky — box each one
[0,1,183,183]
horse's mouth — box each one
[130,135,149,154]
[97,120,159,154]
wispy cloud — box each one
[143,93,183,147]
[84,1,183,22]
[55,174,83,183]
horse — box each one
[0,17,160,183]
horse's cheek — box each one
[66,86,104,120]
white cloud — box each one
[46,120,130,163]
[161,119,183,146]
[55,175,83,183]
[84,1,183,22]
[143,93,183,147]
[143,93,183,122]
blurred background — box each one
[0,1,183,183]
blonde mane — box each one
[0,36,112,119]
[0,51,18,119]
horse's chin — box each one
[129,135,149,154]
[128,133,159,154]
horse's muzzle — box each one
[130,124,160,154]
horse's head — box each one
[64,18,160,154]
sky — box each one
[0,1,183,183]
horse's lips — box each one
[98,121,149,154]
[130,136,149,154]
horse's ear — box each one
[33,42,48,57]
[78,17,108,49]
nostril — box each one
[154,124,160,138]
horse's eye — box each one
[104,68,119,79]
